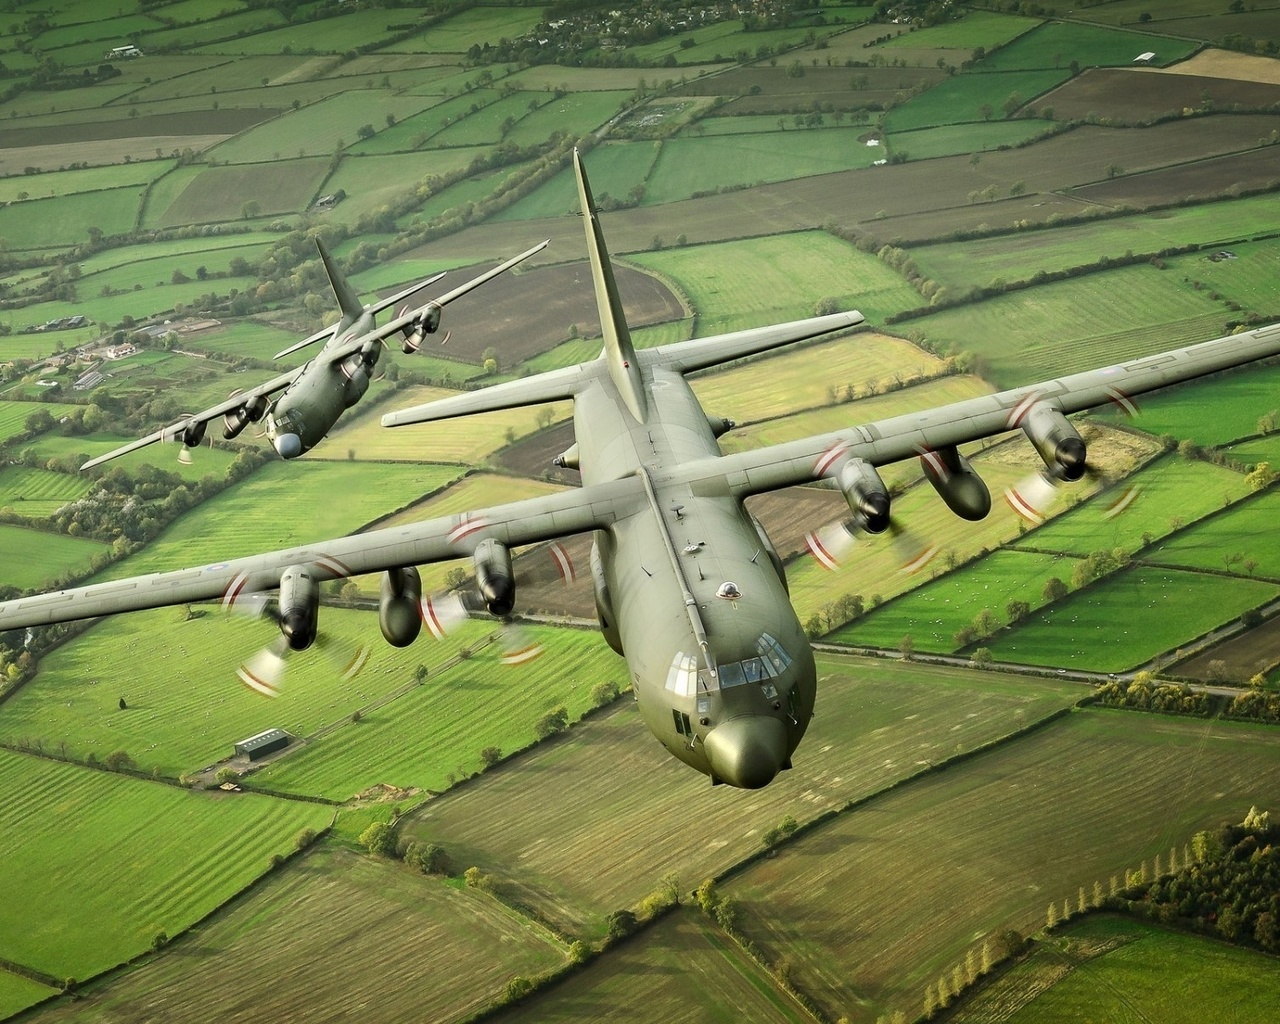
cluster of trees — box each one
[359,818,450,876]
[1094,673,1213,716]
[1130,808,1279,952]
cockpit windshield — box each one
[664,633,793,699]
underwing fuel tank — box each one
[919,445,991,521]
[379,566,423,648]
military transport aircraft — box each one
[4,150,1280,790]
[80,237,547,469]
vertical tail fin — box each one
[574,149,648,423]
[315,238,365,322]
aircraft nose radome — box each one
[273,433,302,458]
[704,716,787,790]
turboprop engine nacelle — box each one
[837,458,891,533]
[473,538,515,616]
[181,418,206,448]
[919,445,991,521]
[1017,400,1087,481]
[223,395,269,440]
[379,566,423,648]
[278,564,320,651]
[340,357,370,408]
[402,302,443,353]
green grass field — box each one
[1010,454,1250,558]
[0,608,500,778]
[1148,487,1280,578]
[0,970,54,1019]
[0,188,146,249]
[886,118,1054,161]
[0,401,83,443]
[253,625,619,800]
[979,20,1200,71]
[1092,361,1280,447]
[404,653,1083,937]
[0,466,94,519]
[836,549,1080,652]
[726,709,1280,1023]
[151,160,332,225]
[690,332,946,423]
[642,131,886,205]
[956,914,1280,1024]
[883,70,1072,132]
[909,263,1233,389]
[483,909,810,1024]
[988,566,1278,671]
[880,10,1042,53]
[29,844,566,1024]
[0,522,111,591]
[0,749,330,981]
[0,162,172,203]
[627,231,922,335]
[491,140,662,222]
[19,433,242,482]
[97,460,462,582]
[908,197,1280,293]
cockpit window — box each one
[715,634,794,689]
[664,652,698,697]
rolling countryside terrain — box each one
[1,2,1279,1022]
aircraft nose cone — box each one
[273,432,302,459]
[704,715,787,790]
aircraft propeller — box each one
[417,540,578,665]
[804,441,938,575]
[222,567,369,697]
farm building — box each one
[105,45,142,58]
[233,728,292,761]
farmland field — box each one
[483,909,810,1024]
[627,231,921,334]
[883,70,1072,132]
[0,402,83,443]
[1010,455,1250,558]
[1147,488,1280,578]
[978,21,1199,71]
[955,914,1280,1024]
[836,549,1081,652]
[406,653,1083,937]
[689,332,946,423]
[643,131,887,204]
[906,193,1280,293]
[909,263,1234,389]
[0,608,502,778]
[0,971,53,1019]
[0,188,146,248]
[23,845,566,1024]
[1091,361,1280,446]
[886,118,1054,161]
[252,625,618,800]
[19,432,242,482]
[0,466,93,519]
[0,522,110,591]
[987,566,1278,672]
[879,10,1041,53]
[97,460,463,581]
[726,709,1280,1024]
[0,749,330,980]
[152,159,332,225]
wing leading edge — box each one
[682,321,1280,497]
[0,477,642,631]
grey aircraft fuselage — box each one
[578,367,812,788]
[264,320,373,459]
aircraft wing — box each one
[645,310,864,374]
[80,365,310,471]
[679,321,1280,497]
[0,476,641,631]
[318,240,549,370]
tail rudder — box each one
[316,238,364,321]
[574,149,647,423]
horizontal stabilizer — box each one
[382,363,587,427]
[648,310,863,375]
